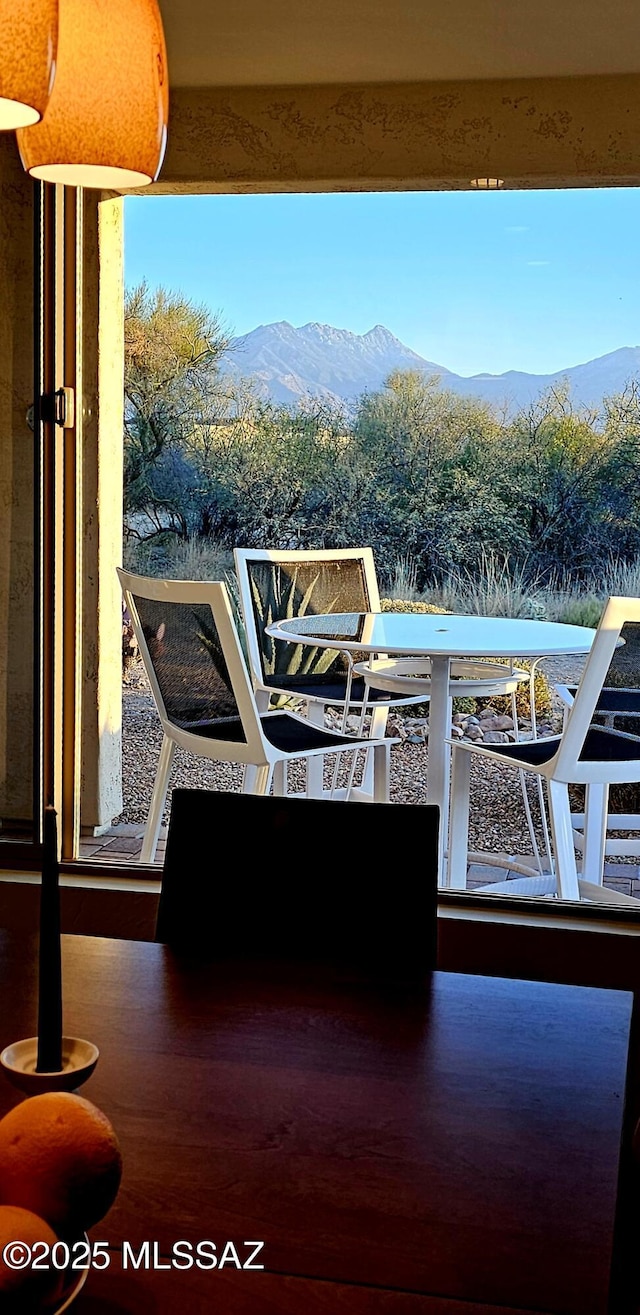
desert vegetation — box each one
[124,284,640,626]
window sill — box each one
[0,869,160,895]
[438,896,640,934]
[2,868,640,929]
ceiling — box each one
[159,0,640,88]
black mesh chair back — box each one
[245,555,371,692]
[117,569,397,863]
[156,789,439,981]
[130,593,244,737]
[562,619,640,738]
[596,619,640,734]
[571,616,640,846]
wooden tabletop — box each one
[0,933,632,1315]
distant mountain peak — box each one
[221,322,640,414]
[364,324,398,341]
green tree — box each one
[506,383,631,575]
[351,370,515,581]
[189,393,356,548]
[124,282,233,536]
[599,381,640,562]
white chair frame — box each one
[234,547,531,806]
[350,656,541,870]
[446,596,640,904]
[234,546,427,801]
[555,681,640,869]
[118,568,394,863]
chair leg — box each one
[243,764,260,793]
[546,779,581,901]
[272,761,286,796]
[242,764,272,795]
[306,702,326,798]
[371,741,390,803]
[360,704,389,796]
[582,783,609,884]
[140,734,175,863]
[446,747,471,889]
[426,658,453,881]
[246,689,278,794]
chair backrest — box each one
[233,547,381,692]
[117,568,267,759]
[555,596,640,776]
[156,788,438,980]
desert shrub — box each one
[123,533,233,582]
[380,598,448,615]
[122,532,176,576]
[547,595,604,629]
[121,603,138,675]
[421,551,550,620]
[167,538,234,581]
[475,660,554,720]
[382,555,422,601]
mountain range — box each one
[220,320,640,414]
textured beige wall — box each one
[0,173,124,840]
[80,194,124,834]
[0,137,35,825]
[142,73,640,194]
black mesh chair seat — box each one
[485,736,561,768]
[565,685,640,716]
[173,710,366,753]
[260,712,368,754]
[480,726,640,770]
[174,715,247,742]
[578,727,640,761]
[264,674,395,704]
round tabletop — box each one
[266,611,597,659]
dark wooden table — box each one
[0,932,632,1314]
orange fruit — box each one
[0,1203,64,1313]
[0,1092,122,1237]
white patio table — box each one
[266,611,597,882]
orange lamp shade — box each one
[17,0,168,189]
[0,0,58,129]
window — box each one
[67,187,640,917]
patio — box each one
[79,652,640,898]
[79,819,640,897]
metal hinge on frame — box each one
[39,386,75,429]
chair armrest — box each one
[553,683,575,709]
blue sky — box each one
[124,189,640,378]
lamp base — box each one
[0,1037,99,1095]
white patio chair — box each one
[350,655,535,867]
[445,596,640,904]
[117,568,395,863]
[233,546,529,802]
[555,629,640,872]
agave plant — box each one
[249,563,343,684]
[192,608,235,692]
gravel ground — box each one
[117,654,590,857]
